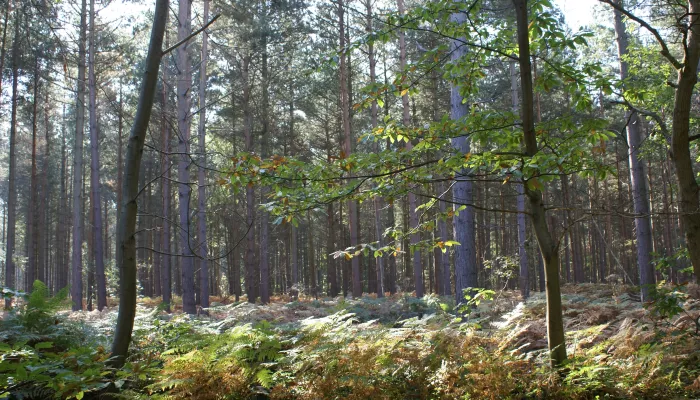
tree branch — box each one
[162,14,221,56]
[598,0,683,70]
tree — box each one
[176,0,196,314]
[71,0,88,311]
[110,0,169,367]
[338,0,361,298]
[89,0,107,310]
[513,0,566,366]
[197,0,211,309]
[4,4,20,308]
[598,0,700,283]
[449,1,477,303]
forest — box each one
[0,0,699,398]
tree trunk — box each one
[258,5,270,304]
[510,60,530,299]
[670,0,700,283]
[88,0,107,310]
[176,0,196,314]
[241,54,257,303]
[450,4,477,302]
[197,0,210,308]
[160,25,172,312]
[39,85,51,289]
[611,0,656,298]
[4,5,20,307]
[514,0,566,367]
[27,55,40,292]
[338,0,361,298]
[71,0,87,311]
[397,0,424,298]
[110,0,168,366]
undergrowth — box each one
[1,283,699,399]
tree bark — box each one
[110,0,168,366]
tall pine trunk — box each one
[160,24,172,311]
[197,0,210,308]
[4,5,20,308]
[338,0,361,298]
[450,4,477,302]
[71,0,87,311]
[89,0,107,310]
[176,0,196,314]
[611,0,655,299]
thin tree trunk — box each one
[160,25,172,311]
[27,55,40,291]
[514,0,566,366]
[197,0,210,308]
[4,5,20,307]
[242,54,257,303]
[71,0,87,310]
[39,86,52,288]
[258,4,270,304]
[88,0,107,310]
[110,0,168,366]
[611,0,655,297]
[116,84,123,262]
[398,0,423,298]
[510,60,529,299]
[338,0,361,298]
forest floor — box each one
[3,283,700,399]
